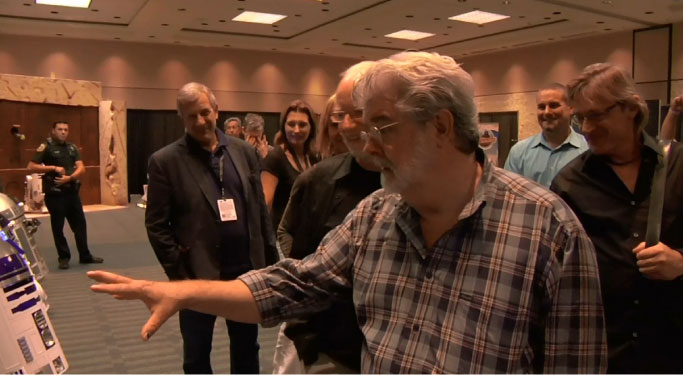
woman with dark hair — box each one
[261,99,319,231]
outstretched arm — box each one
[88,270,262,341]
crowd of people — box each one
[84,51,682,374]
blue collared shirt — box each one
[504,128,588,187]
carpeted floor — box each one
[33,200,279,374]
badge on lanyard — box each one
[218,198,237,222]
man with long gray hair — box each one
[552,63,683,373]
[90,54,606,373]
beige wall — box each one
[0,34,359,113]
[2,23,681,138]
[461,31,634,140]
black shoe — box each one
[58,259,70,270]
[79,256,104,264]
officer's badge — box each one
[36,143,46,152]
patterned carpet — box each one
[33,202,279,374]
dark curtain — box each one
[127,110,185,196]
[127,110,281,197]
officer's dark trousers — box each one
[44,192,92,261]
[179,309,260,374]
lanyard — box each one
[219,154,225,199]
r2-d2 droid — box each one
[0,193,49,280]
[0,216,68,374]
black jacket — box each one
[145,131,278,281]
[277,153,381,370]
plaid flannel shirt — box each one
[240,154,607,373]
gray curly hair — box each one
[354,51,479,153]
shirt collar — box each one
[394,148,491,258]
[584,131,660,170]
[185,130,227,155]
[532,128,584,150]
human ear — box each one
[433,109,455,146]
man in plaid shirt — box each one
[89,51,607,373]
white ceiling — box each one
[1,0,682,59]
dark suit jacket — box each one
[145,131,278,281]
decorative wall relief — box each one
[99,100,127,205]
[0,74,102,106]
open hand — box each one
[88,270,182,341]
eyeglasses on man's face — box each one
[572,102,621,124]
[330,109,364,124]
[359,121,400,145]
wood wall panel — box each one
[0,99,100,204]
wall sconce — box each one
[11,124,26,141]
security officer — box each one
[28,121,103,270]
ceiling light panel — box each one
[385,30,435,41]
[35,0,91,8]
[449,10,509,25]
[232,11,286,25]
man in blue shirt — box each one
[504,83,588,186]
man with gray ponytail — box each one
[90,54,605,373]
[551,63,683,373]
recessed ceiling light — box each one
[35,0,90,8]
[233,11,286,24]
[449,10,509,24]
[385,30,435,41]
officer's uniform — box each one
[32,138,96,263]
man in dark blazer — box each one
[145,82,278,374]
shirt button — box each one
[425,271,433,279]
[413,324,420,332]
[633,233,639,238]
[630,201,636,206]
[632,332,638,338]
[634,299,639,305]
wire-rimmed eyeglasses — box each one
[330,109,363,124]
[359,122,400,145]
[571,102,620,125]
